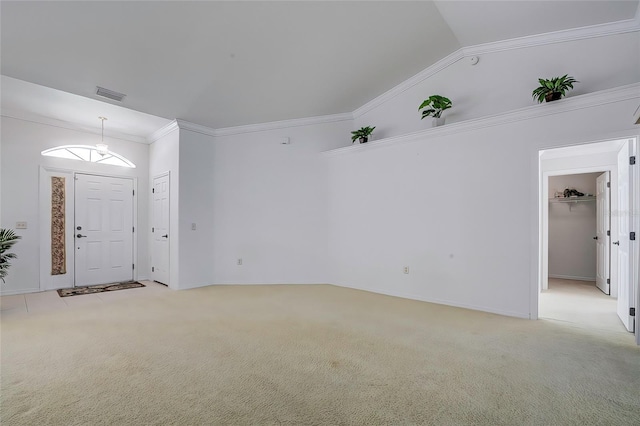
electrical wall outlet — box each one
[191,223,197,231]
[403,266,409,274]
[15,221,27,229]
[237,258,242,266]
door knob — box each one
[162,234,168,238]
[76,234,87,238]
[76,226,82,230]
[593,236,598,240]
[613,241,620,245]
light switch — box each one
[191,223,196,230]
[16,221,27,229]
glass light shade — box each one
[96,144,109,155]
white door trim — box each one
[534,136,639,345]
[38,167,138,291]
[540,165,616,294]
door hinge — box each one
[630,156,636,165]
[132,263,135,270]
[607,230,610,236]
[152,266,155,272]
[132,189,135,196]
[607,182,610,188]
[152,227,154,232]
[631,307,636,317]
[152,188,155,193]
[631,232,636,241]
[607,278,610,284]
[132,226,135,233]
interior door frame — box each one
[540,166,616,294]
[39,167,139,291]
[151,171,170,286]
[534,136,639,346]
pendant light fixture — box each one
[96,116,109,156]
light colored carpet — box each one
[1,284,639,425]
[540,278,625,333]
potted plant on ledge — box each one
[419,95,451,126]
[351,126,376,144]
[532,74,578,103]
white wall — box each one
[148,120,353,290]
[354,32,639,139]
[327,97,639,318]
[149,126,180,289]
[548,173,600,281]
[177,129,215,288]
[0,116,149,295]
[211,120,351,285]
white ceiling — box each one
[435,0,638,46]
[1,1,638,139]
[1,76,171,143]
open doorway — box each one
[540,171,621,331]
[538,137,638,341]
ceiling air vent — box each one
[95,86,126,102]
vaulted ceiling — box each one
[1,1,638,138]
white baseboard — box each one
[0,287,41,296]
[208,282,322,286]
[329,282,530,319]
[548,274,596,282]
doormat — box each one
[57,281,145,297]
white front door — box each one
[616,141,635,332]
[75,174,134,286]
[595,171,610,294]
[152,173,170,285]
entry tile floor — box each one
[0,280,168,318]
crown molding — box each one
[148,113,354,142]
[147,119,180,142]
[324,83,640,157]
[1,108,148,144]
[462,18,640,57]
[175,119,217,137]
[212,112,353,137]
[353,18,640,120]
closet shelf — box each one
[549,196,596,203]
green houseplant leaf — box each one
[419,95,452,119]
[351,126,376,143]
[0,228,21,283]
[532,74,578,103]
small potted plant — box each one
[532,74,578,103]
[351,126,376,144]
[0,228,20,284]
[419,95,451,126]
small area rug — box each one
[56,281,145,297]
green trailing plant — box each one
[532,74,578,103]
[419,95,452,119]
[0,228,20,283]
[351,126,376,143]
